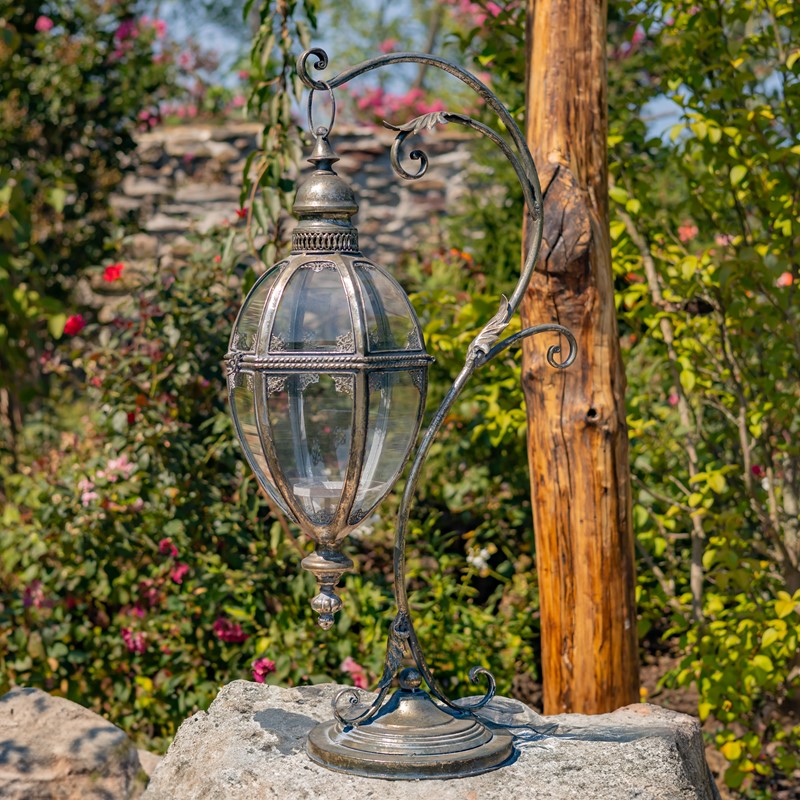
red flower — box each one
[103,262,124,282]
[678,223,699,243]
[776,271,793,288]
[170,563,190,584]
[213,255,222,263]
[126,411,136,425]
[252,657,276,683]
[63,314,86,336]
[213,617,249,643]
[751,465,764,477]
[159,537,178,557]
[235,207,248,219]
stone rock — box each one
[0,686,147,799]
[122,175,170,198]
[144,213,191,234]
[174,183,240,204]
[143,681,721,800]
[136,750,162,778]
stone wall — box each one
[113,122,474,267]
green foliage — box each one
[0,240,542,746]
[0,0,172,463]
[441,1,800,794]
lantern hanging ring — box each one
[307,80,337,137]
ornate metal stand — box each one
[293,48,577,780]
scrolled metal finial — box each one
[475,323,578,369]
[385,112,457,182]
[297,47,330,89]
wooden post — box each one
[520,0,639,714]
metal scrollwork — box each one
[298,48,578,724]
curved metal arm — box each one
[296,48,577,719]
[297,49,543,317]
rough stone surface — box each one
[0,686,147,799]
[143,681,721,800]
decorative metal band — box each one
[291,228,359,253]
[225,351,434,371]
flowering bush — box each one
[0,0,173,466]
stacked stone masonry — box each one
[113,122,473,268]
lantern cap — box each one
[292,129,358,220]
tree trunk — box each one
[520,0,639,714]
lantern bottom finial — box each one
[306,674,514,780]
[301,548,354,629]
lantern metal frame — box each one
[226,47,578,780]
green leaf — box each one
[48,313,66,338]
[730,165,747,186]
[708,474,727,494]
[775,595,796,619]
[680,369,696,393]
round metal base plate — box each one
[306,688,515,780]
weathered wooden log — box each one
[521,0,639,714]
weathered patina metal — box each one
[225,46,577,780]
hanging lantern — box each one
[225,128,432,629]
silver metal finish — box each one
[226,47,578,780]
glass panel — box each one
[267,373,354,526]
[354,261,423,353]
[266,262,354,353]
[349,369,424,525]
[229,370,292,517]
[230,262,285,352]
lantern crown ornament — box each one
[225,48,577,781]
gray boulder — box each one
[143,680,721,800]
[0,686,147,799]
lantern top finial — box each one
[292,129,359,253]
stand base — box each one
[306,684,514,780]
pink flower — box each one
[130,498,144,512]
[678,223,699,243]
[153,18,167,39]
[631,27,646,45]
[159,538,178,557]
[81,489,99,507]
[379,38,398,54]
[34,15,54,32]
[138,579,162,608]
[213,617,249,643]
[487,2,503,16]
[668,393,679,407]
[714,233,734,246]
[114,19,139,42]
[238,69,250,80]
[103,262,124,282]
[178,51,194,70]
[252,657,277,683]
[64,314,86,336]
[776,271,793,288]
[23,580,50,609]
[107,453,135,478]
[231,94,246,109]
[121,627,147,654]
[341,656,369,689]
[170,563,190,584]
